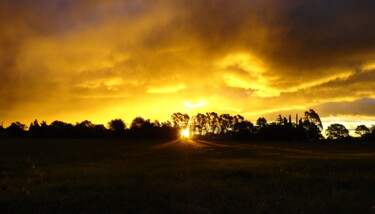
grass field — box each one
[1,138,375,213]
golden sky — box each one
[1,0,375,129]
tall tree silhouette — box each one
[304,109,323,129]
[29,119,41,137]
[194,113,207,135]
[206,112,219,134]
[276,115,284,125]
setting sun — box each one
[180,129,190,138]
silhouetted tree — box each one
[49,120,74,137]
[154,120,161,127]
[108,119,126,133]
[41,121,48,127]
[161,120,173,128]
[29,119,41,137]
[233,115,250,132]
[53,120,73,128]
[129,117,153,138]
[233,115,244,123]
[233,120,255,140]
[360,125,375,141]
[6,122,27,137]
[129,117,178,139]
[302,121,323,140]
[276,115,283,125]
[326,124,350,140]
[256,117,267,127]
[304,109,323,130]
[206,112,220,134]
[93,124,107,137]
[37,121,49,137]
[219,114,234,133]
[131,117,151,129]
[232,114,245,132]
[74,120,99,137]
[355,125,370,137]
[274,115,289,126]
[193,113,207,135]
[76,120,94,128]
[171,113,190,129]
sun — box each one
[180,128,190,138]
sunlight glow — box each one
[183,100,208,108]
[180,128,190,138]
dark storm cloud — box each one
[315,98,375,117]
[177,0,375,88]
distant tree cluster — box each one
[0,118,178,139]
[324,123,375,141]
[0,109,374,142]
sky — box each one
[1,0,375,131]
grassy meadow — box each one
[0,138,375,213]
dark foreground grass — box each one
[0,138,375,213]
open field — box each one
[1,138,375,214]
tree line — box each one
[170,110,374,141]
[0,119,178,139]
[0,109,374,142]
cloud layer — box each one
[1,0,375,126]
